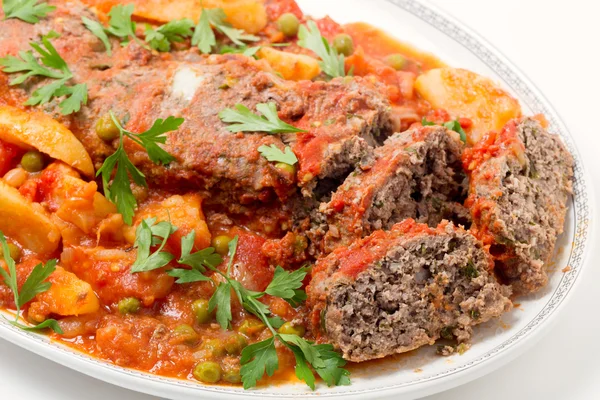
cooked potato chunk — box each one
[415,68,522,144]
[258,47,321,81]
[28,265,100,322]
[0,180,61,255]
[126,194,211,252]
[0,106,94,177]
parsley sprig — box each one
[422,117,467,143]
[96,112,182,225]
[0,232,62,334]
[0,33,88,114]
[145,19,195,52]
[2,0,55,24]
[219,102,306,134]
[298,21,346,78]
[193,7,259,54]
[207,238,348,389]
[258,144,298,165]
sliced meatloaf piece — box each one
[313,125,467,254]
[0,1,392,204]
[463,118,574,294]
[306,219,512,362]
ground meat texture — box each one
[306,219,512,362]
[0,2,392,205]
[463,118,574,294]
[314,126,467,254]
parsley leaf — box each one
[0,35,88,114]
[55,83,88,115]
[443,120,467,143]
[130,218,177,273]
[219,44,261,57]
[3,0,55,24]
[167,268,211,284]
[209,280,232,328]
[193,8,258,54]
[192,9,216,54]
[96,112,181,224]
[106,4,136,40]
[145,19,194,52]
[422,117,467,143]
[258,144,298,165]
[206,8,259,46]
[82,16,112,55]
[219,102,306,134]
[298,20,345,78]
[264,265,308,307]
[178,231,223,271]
[239,337,278,389]
[0,232,62,333]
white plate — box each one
[0,0,594,399]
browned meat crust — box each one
[0,1,392,205]
[310,125,468,254]
[306,219,512,362]
[464,118,574,294]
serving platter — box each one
[0,0,593,399]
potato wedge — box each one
[28,265,100,321]
[0,180,61,255]
[0,106,94,178]
[415,68,522,144]
[258,47,321,81]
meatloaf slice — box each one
[313,125,467,254]
[307,219,512,362]
[0,2,392,205]
[463,118,574,294]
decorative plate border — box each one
[0,0,592,398]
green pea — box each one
[193,361,222,384]
[238,319,266,336]
[275,162,296,176]
[173,324,199,345]
[277,13,300,37]
[211,235,232,256]
[222,367,241,384]
[201,339,226,357]
[192,299,212,324]
[224,333,247,355]
[118,297,141,314]
[332,34,354,56]
[278,322,306,337]
[95,113,120,141]
[20,151,45,173]
[385,53,407,70]
[0,243,21,262]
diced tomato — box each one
[0,139,20,176]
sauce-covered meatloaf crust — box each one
[313,125,467,254]
[0,2,392,204]
[463,118,574,294]
[307,219,512,362]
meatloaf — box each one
[463,118,574,294]
[307,219,512,362]
[0,0,392,204]
[312,125,468,254]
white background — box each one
[2,0,600,399]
